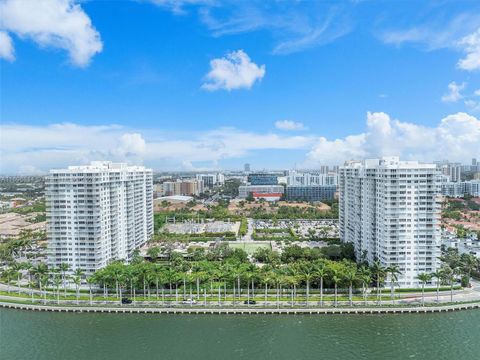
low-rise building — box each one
[156,179,204,196]
[286,185,336,202]
[247,173,278,185]
[287,170,338,186]
[238,185,284,199]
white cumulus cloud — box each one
[115,133,147,157]
[457,28,480,71]
[1,113,478,174]
[201,50,265,91]
[0,0,102,67]
[0,123,313,174]
[275,120,306,131]
[441,81,466,103]
[305,112,480,166]
[0,30,14,61]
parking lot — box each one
[253,219,338,239]
[164,220,240,235]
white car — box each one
[181,298,197,304]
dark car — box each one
[121,297,132,304]
[243,300,256,305]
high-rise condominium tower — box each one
[46,161,153,275]
[339,157,441,287]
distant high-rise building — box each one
[320,165,329,174]
[437,162,462,182]
[46,161,153,275]
[472,158,477,166]
[339,156,441,287]
[196,173,225,188]
[447,163,462,182]
[244,163,251,172]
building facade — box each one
[238,185,284,199]
[339,157,441,287]
[286,185,336,202]
[46,161,153,275]
[247,173,278,185]
[437,162,462,182]
[156,179,204,196]
[195,173,225,188]
[441,180,480,197]
[287,170,338,186]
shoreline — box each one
[2,300,480,315]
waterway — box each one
[1,308,479,359]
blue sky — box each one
[0,0,479,174]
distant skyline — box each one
[1,0,479,174]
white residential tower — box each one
[46,161,153,275]
[339,157,441,287]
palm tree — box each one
[147,246,161,262]
[52,274,62,304]
[72,268,84,304]
[284,275,298,307]
[11,261,23,293]
[163,267,178,303]
[28,280,36,303]
[371,261,386,305]
[22,261,33,298]
[343,266,357,306]
[460,254,478,287]
[87,276,95,305]
[58,263,70,298]
[32,263,48,299]
[110,262,125,301]
[153,265,164,300]
[40,275,49,304]
[299,262,315,306]
[123,266,136,301]
[314,261,327,306]
[431,269,443,303]
[260,268,274,306]
[329,267,342,307]
[136,262,150,298]
[358,267,371,306]
[243,266,258,306]
[2,267,15,293]
[272,269,284,308]
[416,273,431,306]
[386,265,401,305]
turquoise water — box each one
[1,308,479,360]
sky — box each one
[0,0,479,174]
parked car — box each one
[182,298,197,305]
[121,298,132,304]
[243,300,256,305]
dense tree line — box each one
[3,244,478,307]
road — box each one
[242,218,254,242]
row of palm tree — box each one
[86,258,401,307]
[2,249,478,307]
[1,261,85,304]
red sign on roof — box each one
[252,192,282,197]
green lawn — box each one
[228,242,271,254]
